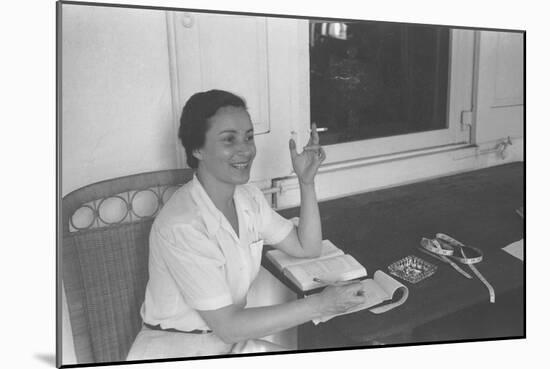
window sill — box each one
[317,143,474,175]
[272,138,523,209]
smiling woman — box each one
[196,105,256,186]
[194,105,257,235]
[183,91,257,236]
[125,89,369,360]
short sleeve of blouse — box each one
[248,186,294,245]
[154,224,233,311]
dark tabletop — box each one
[263,162,525,349]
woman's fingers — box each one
[288,138,298,160]
[345,284,368,305]
[302,145,322,152]
[318,147,326,162]
[344,281,364,292]
[318,281,368,315]
[306,123,320,147]
[334,283,367,309]
[302,145,325,158]
[292,141,322,155]
[311,123,320,145]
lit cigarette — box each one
[310,127,328,133]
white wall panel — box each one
[61,5,176,196]
[474,31,524,144]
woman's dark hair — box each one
[178,89,247,169]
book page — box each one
[266,239,344,270]
[369,270,409,314]
[284,254,366,291]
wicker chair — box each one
[60,169,194,364]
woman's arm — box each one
[198,281,366,344]
[273,123,326,258]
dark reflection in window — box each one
[310,22,450,145]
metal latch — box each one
[460,110,473,130]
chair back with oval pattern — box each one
[61,169,194,364]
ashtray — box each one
[388,255,437,283]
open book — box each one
[266,240,367,291]
[313,270,409,324]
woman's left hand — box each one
[289,123,326,185]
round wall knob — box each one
[181,13,194,28]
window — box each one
[309,22,473,162]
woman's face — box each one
[195,106,256,186]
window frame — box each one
[299,27,475,165]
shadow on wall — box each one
[34,353,56,366]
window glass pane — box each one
[310,22,450,145]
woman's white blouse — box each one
[140,175,293,331]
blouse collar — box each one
[190,174,254,239]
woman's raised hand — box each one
[289,123,326,185]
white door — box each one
[166,12,305,185]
